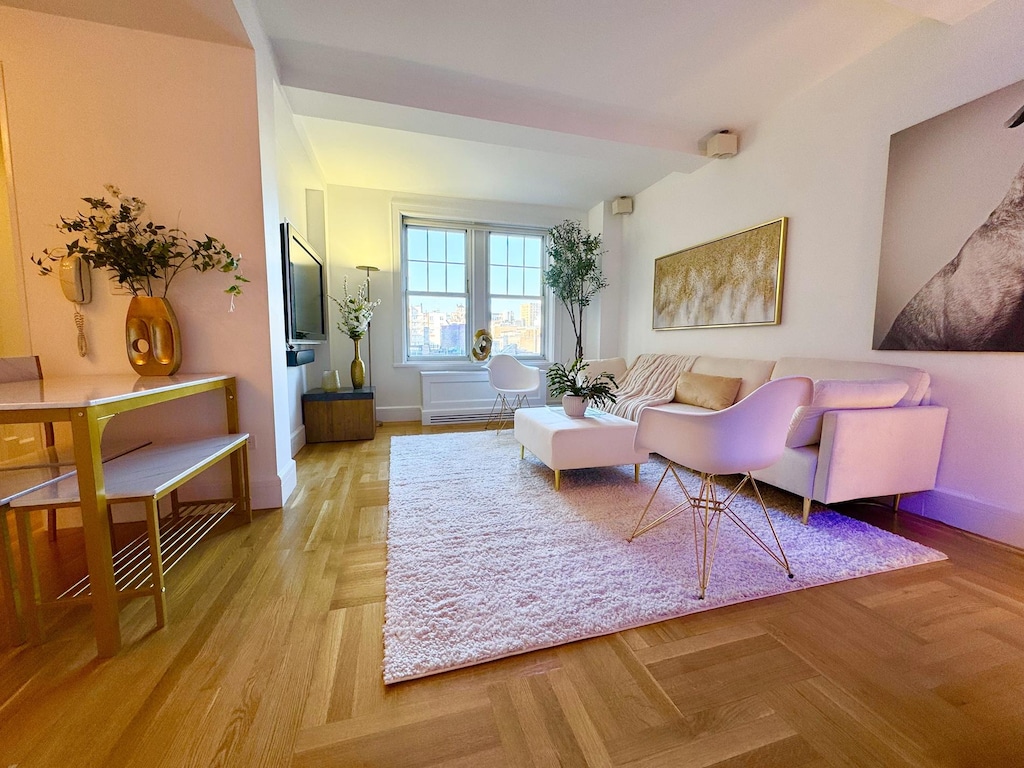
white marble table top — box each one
[0,373,231,411]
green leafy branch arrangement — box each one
[31,185,248,298]
[542,220,608,361]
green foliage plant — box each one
[31,184,248,298]
[542,219,608,361]
[546,358,618,410]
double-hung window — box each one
[402,216,547,362]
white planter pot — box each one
[561,394,588,417]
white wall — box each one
[1,6,289,509]
[586,200,624,360]
[270,80,329,455]
[325,185,583,419]
[619,0,1024,546]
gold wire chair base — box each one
[628,463,794,600]
[484,393,530,433]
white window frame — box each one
[392,202,559,369]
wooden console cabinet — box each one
[303,386,376,442]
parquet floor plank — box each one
[618,714,802,768]
[763,676,932,767]
[295,693,499,768]
[555,635,681,740]
[603,696,777,766]
[1,422,1024,767]
[647,633,818,716]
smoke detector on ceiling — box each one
[705,130,738,159]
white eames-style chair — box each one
[484,354,541,432]
[628,376,813,599]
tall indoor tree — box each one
[543,219,608,361]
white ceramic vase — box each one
[562,394,588,417]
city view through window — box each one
[406,297,543,358]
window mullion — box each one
[471,229,489,337]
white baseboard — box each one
[274,460,297,509]
[901,488,1024,550]
[290,424,306,457]
[378,405,421,422]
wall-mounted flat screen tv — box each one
[281,222,328,344]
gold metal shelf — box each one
[54,503,234,602]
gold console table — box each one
[0,373,243,657]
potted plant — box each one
[329,276,382,389]
[546,358,618,417]
[542,219,608,361]
[31,185,247,375]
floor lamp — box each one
[356,265,380,390]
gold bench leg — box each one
[144,499,167,628]
[241,443,252,523]
[554,469,561,492]
[230,442,252,524]
[634,464,640,484]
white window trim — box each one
[390,199,576,371]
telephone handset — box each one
[58,255,91,357]
[59,254,92,304]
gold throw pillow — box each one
[674,371,743,411]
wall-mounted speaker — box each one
[611,196,633,215]
[705,131,738,159]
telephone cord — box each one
[74,304,88,357]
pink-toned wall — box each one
[0,6,287,508]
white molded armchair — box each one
[484,354,541,432]
[629,376,813,599]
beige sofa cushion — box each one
[771,357,929,406]
[690,356,776,401]
[582,357,628,381]
[674,371,742,411]
[786,378,909,448]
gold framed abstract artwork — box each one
[653,217,787,331]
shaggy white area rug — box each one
[384,431,946,684]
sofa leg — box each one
[893,494,901,514]
[802,497,811,525]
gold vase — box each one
[350,337,365,389]
[125,296,182,376]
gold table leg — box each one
[0,507,25,646]
[71,409,121,657]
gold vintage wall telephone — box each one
[58,254,91,356]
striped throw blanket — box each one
[604,354,696,421]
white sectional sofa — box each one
[584,354,948,523]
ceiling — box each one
[256,0,995,209]
[3,0,998,209]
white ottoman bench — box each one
[513,406,650,490]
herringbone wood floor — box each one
[2,421,1023,767]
